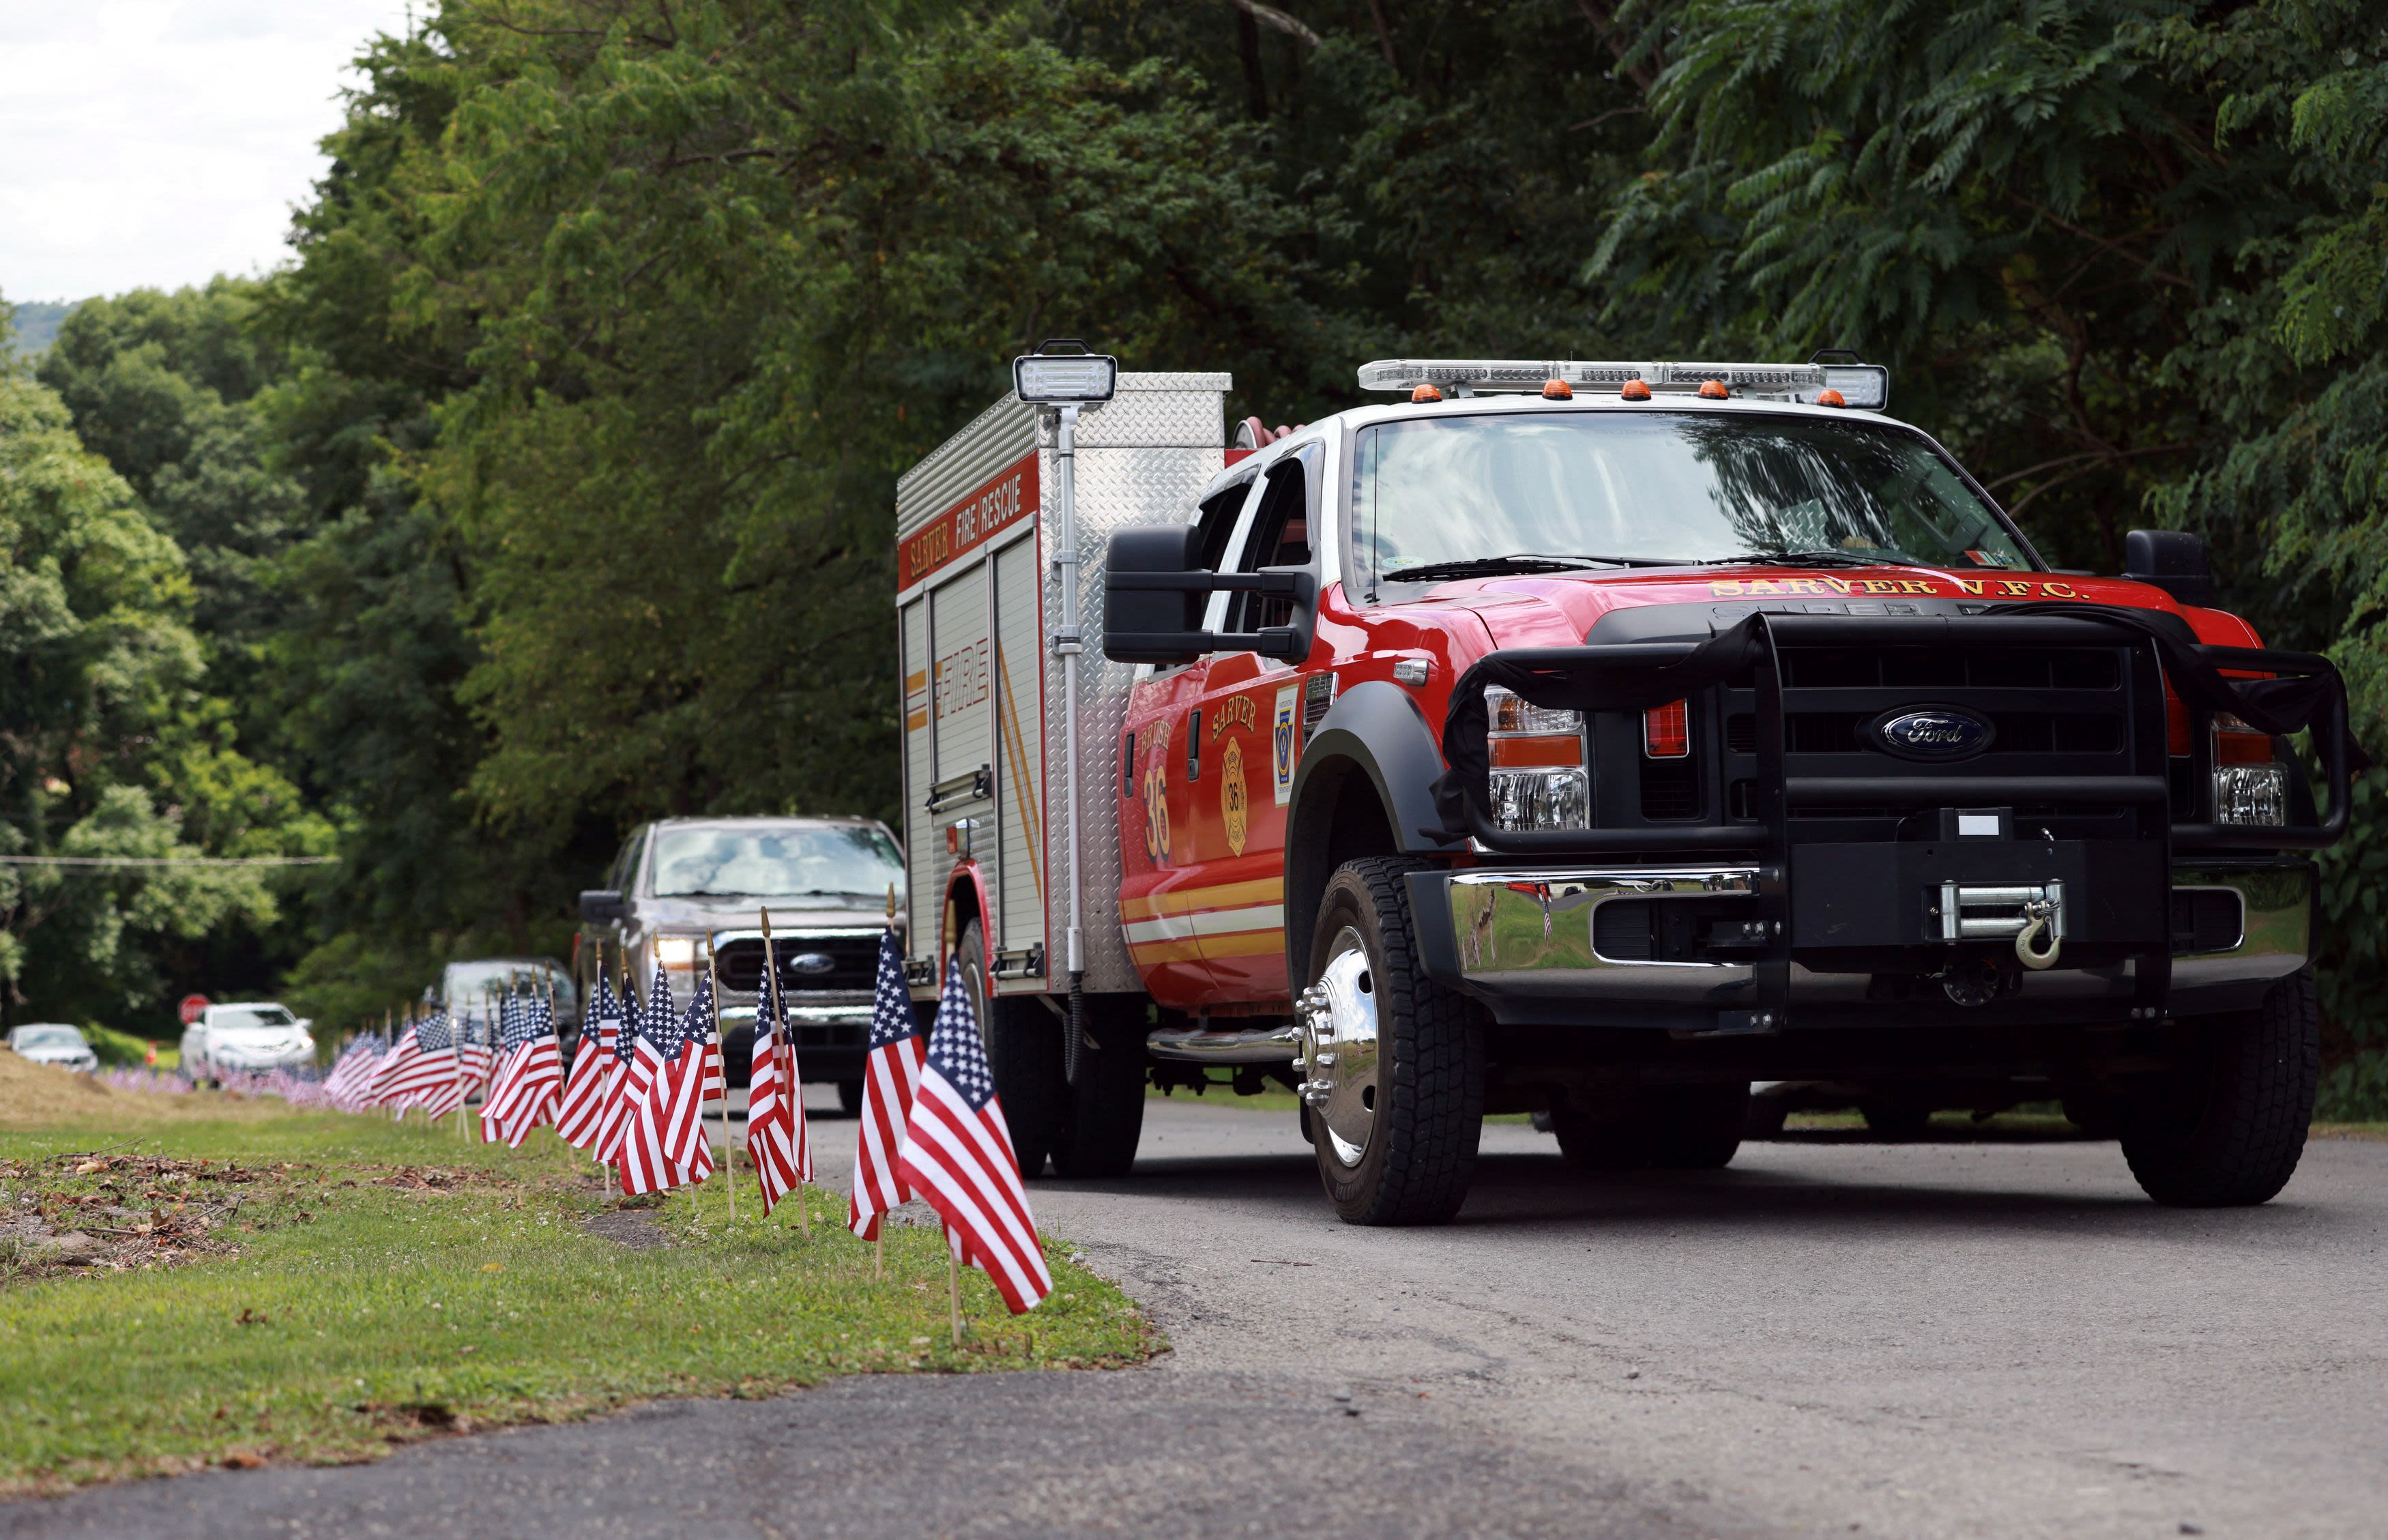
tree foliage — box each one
[8,0,2383,1075]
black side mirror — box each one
[2123,529,2214,608]
[1103,525,1206,663]
[1102,527,1313,664]
[579,889,628,923]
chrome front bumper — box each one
[1416,860,2310,1023]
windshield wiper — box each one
[1694,549,1897,570]
[1382,553,1691,583]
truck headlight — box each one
[2213,764,2287,826]
[1487,686,1590,831]
[654,935,703,969]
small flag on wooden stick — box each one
[897,958,1053,1317]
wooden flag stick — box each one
[948,1233,963,1348]
[708,940,735,1225]
[759,905,809,1236]
[875,1228,884,1281]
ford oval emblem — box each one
[1870,707,1995,761]
[787,952,837,976]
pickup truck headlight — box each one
[2214,764,2287,826]
[1487,686,1590,831]
[2212,714,2286,826]
[654,935,703,969]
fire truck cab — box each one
[897,355,2355,1226]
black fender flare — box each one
[1283,680,1462,983]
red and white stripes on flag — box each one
[849,929,925,1240]
[896,958,1053,1315]
[482,993,562,1147]
[617,967,715,1195]
[374,1014,462,1118]
[364,1026,422,1109]
[553,999,618,1152]
[487,1040,561,1148]
[745,947,810,1215]
[594,978,643,1167]
[324,1036,384,1111]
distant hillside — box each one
[4,300,80,358]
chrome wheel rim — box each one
[1297,927,1381,1168]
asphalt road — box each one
[8,1092,2385,1540]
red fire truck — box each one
[895,351,2355,1225]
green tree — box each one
[0,347,292,1024]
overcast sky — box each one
[0,1,416,304]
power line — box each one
[0,855,336,869]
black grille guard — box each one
[1425,607,2361,858]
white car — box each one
[180,1002,316,1081]
[5,1023,98,1074]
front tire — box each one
[2121,970,2318,1207]
[1300,859,1485,1225]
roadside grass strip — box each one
[0,1116,1154,1495]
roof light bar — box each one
[1354,358,1889,409]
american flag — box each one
[383,1011,465,1120]
[485,990,562,1147]
[324,1031,383,1111]
[745,941,810,1215]
[554,973,620,1150]
[461,1004,498,1101]
[594,972,643,1167]
[617,967,714,1195]
[896,958,1053,1314]
[849,930,926,1240]
[364,1019,422,1109]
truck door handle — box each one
[1186,710,1202,781]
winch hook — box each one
[2015,900,2061,970]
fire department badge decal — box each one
[1220,736,1249,856]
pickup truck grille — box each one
[712,933,879,993]
[1728,710,2124,756]
[1776,644,2123,691]
[1637,637,2161,839]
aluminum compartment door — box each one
[901,598,934,957]
[991,532,1047,983]
[927,566,995,955]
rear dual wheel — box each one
[959,920,1146,1179]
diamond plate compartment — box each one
[897,374,1230,997]
[1038,379,1229,993]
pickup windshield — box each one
[209,1006,297,1032]
[648,825,903,901]
[1350,411,2031,598]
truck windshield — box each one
[1350,412,2031,598]
[209,1006,297,1031]
[445,961,576,1013]
[648,825,903,900]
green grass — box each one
[0,1115,1152,1494]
